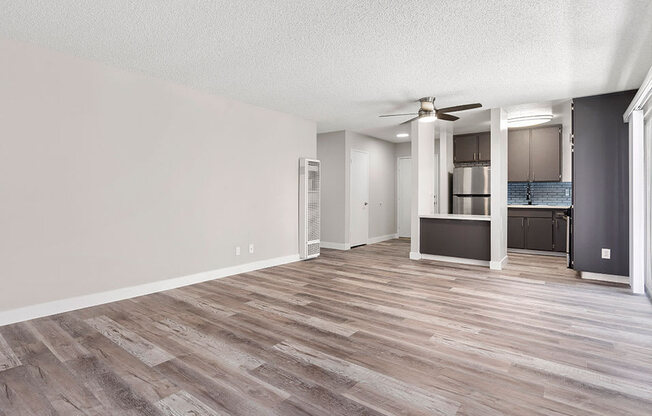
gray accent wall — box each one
[0,39,316,312]
[573,90,636,277]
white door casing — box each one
[350,150,369,247]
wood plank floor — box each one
[1,238,652,415]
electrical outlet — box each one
[601,248,611,259]
[235,246,241,256]
[565,189,570,197]
[249,244,254,254]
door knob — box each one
[364,202,368,206]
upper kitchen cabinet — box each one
[454,134,477,163]
[508,129,530,181]
[453,132,491,163]
[530,126,561,181]
[508,125,561,182]
[477,132,491,161]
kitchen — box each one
[451,100,572,262]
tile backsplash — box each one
[508,182,572,206]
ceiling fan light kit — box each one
[379,97,482,125]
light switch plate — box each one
[249,244,254,254]
[601,248,611,259]
[235,246,241,256]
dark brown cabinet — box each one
[553,213,568,253]
[508,217,526,248]
[508,208,568,252]
[508,125,561,182]
[526,218,554,251]
[454,134,477,163]
[507,129,530,181]
[477,132,491,161]
[454,132,490,163]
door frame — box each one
[396,156,411,238]
[349,149,370,247]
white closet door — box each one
[350,150,369,247]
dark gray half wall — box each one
[420,218,490,261]
[572,90,636,276]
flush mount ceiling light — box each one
[396,133,409,138]
[507,114,553,128]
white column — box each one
[629,109,645,294]
[490,108,508,270]
[410,120,436,259]
[438,121,454,214]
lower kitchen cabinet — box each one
[526,218,553,251]
[508,208,568,252]
[508,217,525,249]
[553,213,568,253]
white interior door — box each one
[350,150,369,247]
[398,157,411,238]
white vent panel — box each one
[299,158,320,259]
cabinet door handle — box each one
[478,152,482,160]
[473,152,476,160]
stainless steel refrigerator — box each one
[452,166,490,215]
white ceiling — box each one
[2,1,651,139]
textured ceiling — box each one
[2,1,651,138]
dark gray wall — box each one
[572,90,636,276]
[420,218,490,260]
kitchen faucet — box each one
[526,182,532,205]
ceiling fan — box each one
[379,97,482,124]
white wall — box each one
[395,142,411,158]
[316,131,346,244]
[345,131,397,241]
[0,39,316,313]
[490,108,509,269]
[317,131,397,247]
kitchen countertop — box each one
[508,204,570,209]
[420,213,491,221]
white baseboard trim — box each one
[490,255,509,270]
[0,254,301,327]
[320,241,350,250]
[367,233,399,244]
[409,251,422,260]
[580,271,630,285]
[420,253,490,267]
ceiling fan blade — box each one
[379,113,418,118]
[436,103,482,113]
[437,113,459,121]
[400,116,421,125]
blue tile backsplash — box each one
[508,182,572,206]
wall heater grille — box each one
[300,158,320,259]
